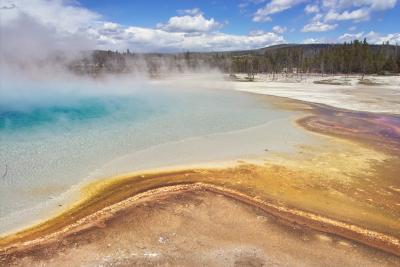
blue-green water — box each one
[0,98,109,131]
[0,83,293,234]
[0,90,167,135]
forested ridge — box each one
[69,40,400,77]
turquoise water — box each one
[0,91,165,135]
[0,98,110,131]
[0,82,292,234]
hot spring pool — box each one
[1,80,313,234]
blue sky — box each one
[78,0,400,42]
[1,0,400,52]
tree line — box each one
[69,40,400,77]
[229,40,399,79]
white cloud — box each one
[319,0,397,23]
[98,27,286,52]
[337,31,400,44]
[302,38,316,44]
[322,0,336,9]
[302,37,326,44]
[4,0,398,54]
[177,8,203,16]
[311,13,324,21]
[325,8,370,22]
[0,0,100,33]
[302,21,338,32]
[253,13,272,22]
[364,31,400,44]
[368,0,397,11]
[338,31,364,42]
[302,0,397,36]
[156,13,222,33]
[272,25,287,34]
[305,4,320,14]
[253,0,306,22]
[0,1,286,53]
[102,22,120,31]
[322,0,397,11]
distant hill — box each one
[204,43,399,56]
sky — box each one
[1,0,400,52]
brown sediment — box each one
[1,163,400,257]
[3,188,399,267]
[1,182,400,265]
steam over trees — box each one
[69,40,400,76]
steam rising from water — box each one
[0,11,226,127]
[0,6,273,235]
[0,12,93,78]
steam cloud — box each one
[0,12,95,78]
[0,2,227,116]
